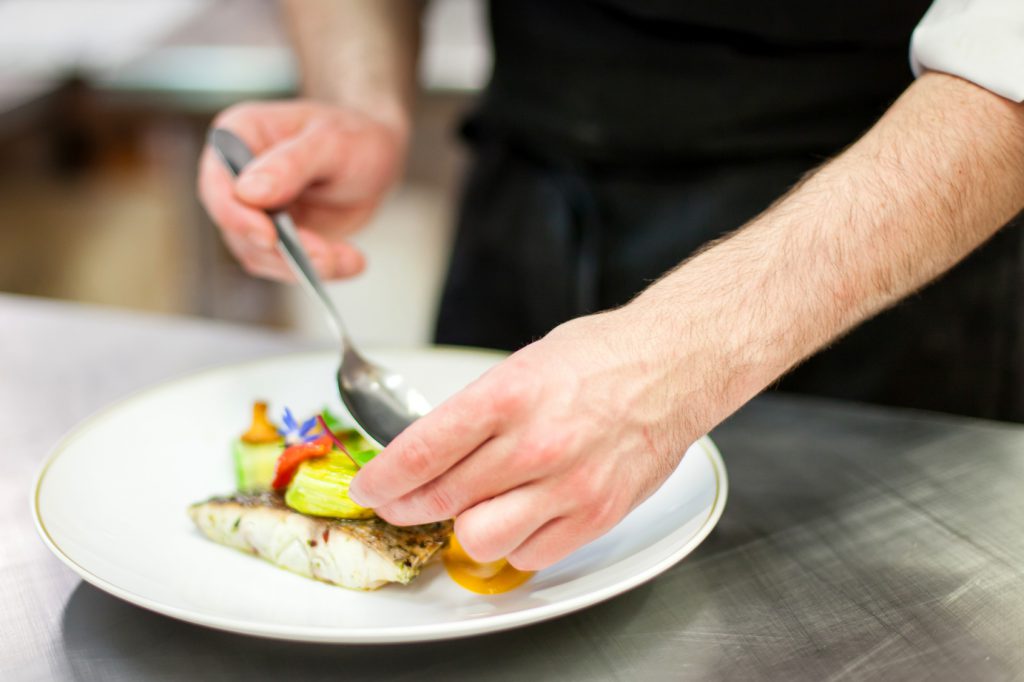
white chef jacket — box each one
[912,0,1024,101]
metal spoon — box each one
[209,128,431,447]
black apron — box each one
[434,0,1024,422]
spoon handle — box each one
[208,128,350,345]
[268,209,348,342]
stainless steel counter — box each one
[3,293,1022,681]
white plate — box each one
[33,348,727,643]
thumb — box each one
[233,123,345,208]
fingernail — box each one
[237,173,273,201]
[348,476,375,507]
[348,485,369,507]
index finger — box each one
[348,381,506,508]
[211,100,315,155]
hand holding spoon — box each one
[209,128,431,447]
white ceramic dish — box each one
[33,348,727,643]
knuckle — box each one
[262,151,299,184]
[239,258,262,277]
[489,376,532,415]
[419,483,457,520]
[588,491,622,530]
[517,430,573,470]
[559,468,616,525]
[505,546,546,572]
[566,466,602,502]
[397,432,435,480]
[514,440,550,471]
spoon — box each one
[209,128,431,447]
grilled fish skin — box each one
[188,493,452,590]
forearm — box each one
[628,72,1024,442]
[281,0,424,134]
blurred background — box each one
[0,0,490,346]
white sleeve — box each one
[910,0,1024,102]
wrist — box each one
[357,97,412,147]
[618,229,796,426]
[315,93,411,149]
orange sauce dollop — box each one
[443,534,534,594]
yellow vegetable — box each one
[285,452,375,519]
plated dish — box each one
[33,348,727,643]
[189,402,528,593]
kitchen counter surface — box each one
[3,293,1022,681]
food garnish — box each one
[315,415,359,466]
[233,440,283,493]
[315,415,379,468]
[443,534,534,594]
[234,401,284,492]
[285,451,375,519]
[278,407,319,445]
[241,401,282,444]
[271,434,334,491]
[318,408,346,434]
[190,400,532,593]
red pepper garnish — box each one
[271,434,334,490]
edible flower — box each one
[278,407,319,445]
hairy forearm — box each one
[281,0,424,134]
[629,72,1024,439]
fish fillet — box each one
[188,493,451,590]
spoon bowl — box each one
[337,347,433,446]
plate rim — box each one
[31,348,728,644]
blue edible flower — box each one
[279,407,319,445]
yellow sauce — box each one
[443,534,534,594]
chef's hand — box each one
[347,308,717,571]
[354,71,1024,572]
[198,100,406,281]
